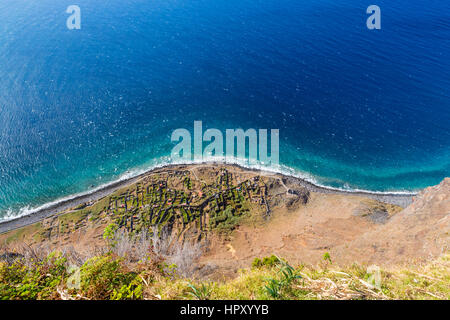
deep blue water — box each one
[0,0,449,220]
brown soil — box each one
[1,165,448,280]
[197,179,449,279]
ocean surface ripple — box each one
[0,0,449,220]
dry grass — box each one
[151,227,203,278]
[142,254,450,300]
[1,238,448,300]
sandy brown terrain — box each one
[197,179,449,279]
[1,164,448,280]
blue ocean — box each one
[0,0,449,220]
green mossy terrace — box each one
[0,168,273,247]
[97,168,268,238]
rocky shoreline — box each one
[0,162,415,234]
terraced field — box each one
[105,168,270,238]
[1,166,282,246]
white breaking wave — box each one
[0,155,417,223]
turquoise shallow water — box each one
[0,0,449,220]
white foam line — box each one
[185,156,417,196]
[0,156,417,222]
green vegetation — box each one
[0,252,67,300]
[1,249,448,300]
[186,283,212,300]
[102,169,267,238]
[4,223,42,244]
[323,252,332,264]
[252,255,279,268]
[1,168,270,247]
[1,168,447,300]
[264,257,302,298]
[103,223,119,242]
[79,255,142,300]
[58,209,89,226]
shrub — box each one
[323,252,332,264]
[0,252,66,300]
[252,255,279,269]
[264,258,301,299]
[187,283,212,300]
[111,277,143,300]
[79,255,141,299]
[103,223,118,242]
[252,258,263,268]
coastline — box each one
[0,162,416,235]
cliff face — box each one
[339,178,450,264]
[404,178,450,217]
[1,164,448,276]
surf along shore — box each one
[0,161,447,299]
[0,162,415,235]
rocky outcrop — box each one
[340,178,450,264]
